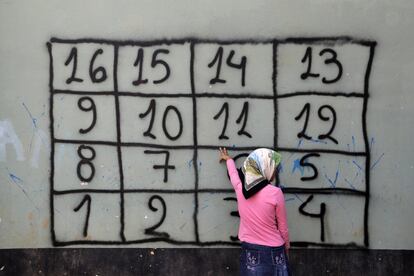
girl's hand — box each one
[219,147,231,163]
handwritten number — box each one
[208,47,226,85]
[226,50,246,87]
[208,47,247,86]
[133,48,170,86]
[89,49,107,83]
[319,49,343,84]
[139,99,156,139]
[151,49,170,84]
[144,195,170,238]
[64,47,83,84]
[132,48,148,86]
[214,102,253,140]
[223,197,239,241]
[299,153,321,181]
[73,194,91,237]
[300,47,320,80]
[295,103,338,143]
[317,105,338,144]
[162,105,183,141]
[235,102,251,138]
[139,100,183,141]
[213,102,229,140]
[76,145,96,182]
[295,103,312,140]
[301,47,342,84]
[77,97,97,134]
[299,195,326,242]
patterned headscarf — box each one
[241,148,282,199]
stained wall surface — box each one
[0,0,413,250]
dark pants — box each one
[240,242,291,276]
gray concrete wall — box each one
[0,0,413,251]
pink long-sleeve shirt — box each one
[226,159,290,248]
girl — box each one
[219,147,291,276]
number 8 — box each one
[77,145,96,183]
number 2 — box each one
[144,195,170,238]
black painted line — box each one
[47,42,57,245]
[53,139,367,156]
[53,238,241,247]
[122,143,194,149]
[282,188,366,196]
[53,90,116,95]
[53,89,367,99]
[197,145,272,151]
[54,189,233,195]
[54,139,194,149]
[54,90,194,98]
[54,139,118,146]
[53,187,365,196]
[290,241,365,249]
[194,93,274,99]
[273,40,280,186]
[50,37,376,47]
[190,42,200,243]
[54,189,122,195]
[113,45,126,242]
[362,43,376,247]
[276,147,367,156]
[277,91,366,98]
[53,239,364,248]
[282,37,375,47]
[118,92,192,97]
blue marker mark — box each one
[22,102,38,129]
[352,136,356,151]
[293,194,304,203]
[352,160,364,173]
[278,163,284,174]
[296,139,303,149]
[285,197,295,202]
[187,159,193,169]
[5,167,39,212]
[8,171,23,183]
[324,171,339,188]
[370,153,384,170]
[310,138,328,144]
[291,159,304,176]
[370,137,375,149]
[344,178,357,190]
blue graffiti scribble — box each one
[296,139,303,149]
[324,161,340,188]
[309,138,328,144]
[5,167,39,211]
[291,159,304,176]
[285,197,295,202]
[344,178,357,190]
[370,137,375,149]
[293,194,304,203]
[188,159,193,169]
[371,153,384,170]
[352,136,356,151]
[278,162,284,174]
[352,160,364,173]
[22,102,38,129]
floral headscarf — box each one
[241,148,282,199]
